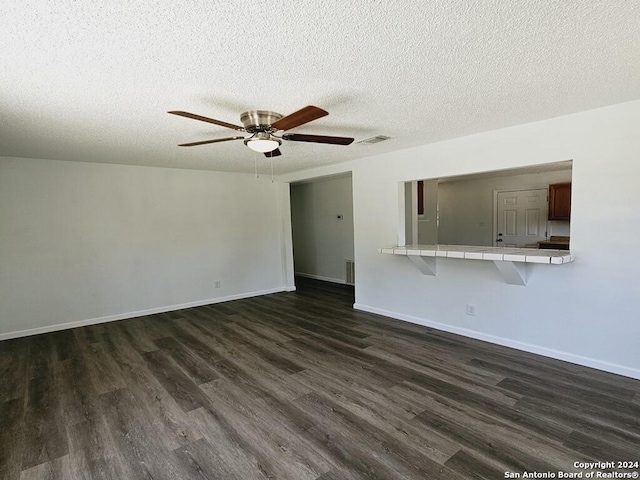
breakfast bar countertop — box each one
[379,244,574,264]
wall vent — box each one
[346,260,355,285]
[357,135,390,145]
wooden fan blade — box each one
[271,106,328,131]
[282,133,354,145]
[264,148,282,158]
[178,136,245,147]
[168,111,245,131]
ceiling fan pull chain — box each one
[271,157,274,183]
[255,157,258,179]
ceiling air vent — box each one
[357,135,390,145]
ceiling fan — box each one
[168,105,354,157]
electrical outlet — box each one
[214,281,221,289]
[466,304,477,316]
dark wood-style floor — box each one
[1,277,639,479]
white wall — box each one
[281,99,640,379]
[290,175,354,283]
[0,157,286,339]
[436,169,572,246]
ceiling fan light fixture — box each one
[244,132,281,153]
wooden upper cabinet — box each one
[548,182,571,220]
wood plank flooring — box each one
[1,276,639,479]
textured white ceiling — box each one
[1,1,639,174]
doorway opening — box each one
[289,173,355,296]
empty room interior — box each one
[1,2,639,479]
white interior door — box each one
[496,189,548,247]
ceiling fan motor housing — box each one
[240,110,283,132]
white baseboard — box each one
[0,287,292,341]
[295,272,346,285]
[353,303,640,381]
